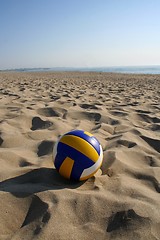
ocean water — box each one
[3,66,160,74]
[101,66,160,74]
[71,66,160,74]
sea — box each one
[2,66,160,74]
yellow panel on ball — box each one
[59,157,74,179]
[60,135,99,162]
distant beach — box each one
[1,65,160,74]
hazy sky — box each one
[0,0,160,69]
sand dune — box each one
[0,71,160,240]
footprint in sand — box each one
[37,140,54,157]
[140,135,160,153]
[79,103,99,110]
[133,173,160,193]
[150,124,160,131]
[117,139,137,148]
[109,110,128,117]
[107,209,150,233]
[21,195,51,236]
[31,117,53,131]
[137,113,160,124]
[145,155,159,167]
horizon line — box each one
[1,64,160,72]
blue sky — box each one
[0,0,160,69]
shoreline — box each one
[1,65,160,75]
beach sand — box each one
[0,71,160,240]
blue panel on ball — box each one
[57,142,95,168]
[70,160,87,181]
[65,130,100,155]
[54,152,66,171]
[56,142,95,180]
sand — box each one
[0,71,160,240]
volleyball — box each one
[53,130,103,181]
